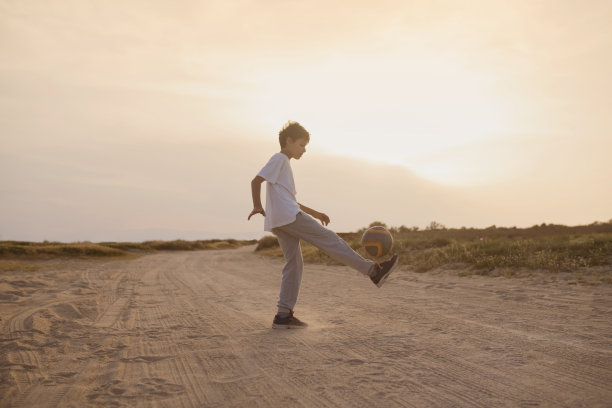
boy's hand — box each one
[298,203,330,226]
[248,207,266,220]
[315,211,330,226]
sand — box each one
[1,246,611,407]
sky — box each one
[1,0,611,242]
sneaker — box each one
[272,311,308,329]
[370,254,399,287]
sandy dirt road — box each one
[1,246,611,407]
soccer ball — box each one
[361,226,393,258]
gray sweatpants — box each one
[272,212,375,313]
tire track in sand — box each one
[1,247,611,407]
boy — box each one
[248,121,398,329]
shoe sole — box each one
[376,255,399,288]
[272,323,307,329]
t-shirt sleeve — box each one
[257,155,284,184]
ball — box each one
[361,226,393,258]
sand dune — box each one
[1,246,611,407]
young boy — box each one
[248,121,398,329]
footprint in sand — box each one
[120,355,170,363]
[87,377,185,402]
[51,303,83,320]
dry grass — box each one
[102,239,256,252]
[255,221,612,276]
[0,261,42,273]
[391,223,612,274]
[0,241,128,259]
[0,239,257,260]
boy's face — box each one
[285,136,309,160]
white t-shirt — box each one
[257,152,300,231]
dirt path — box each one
[1,246,611,407]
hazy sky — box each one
[1,0,611,242]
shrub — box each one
[255,236,280,251]
[255,221,612,275]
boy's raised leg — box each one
[277,212,375,276]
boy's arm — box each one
[248,176,266,220]
[298,203,330,226]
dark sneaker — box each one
[272,311,308,329]
[370,254,399,287]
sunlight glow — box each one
[249,51,514,186]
